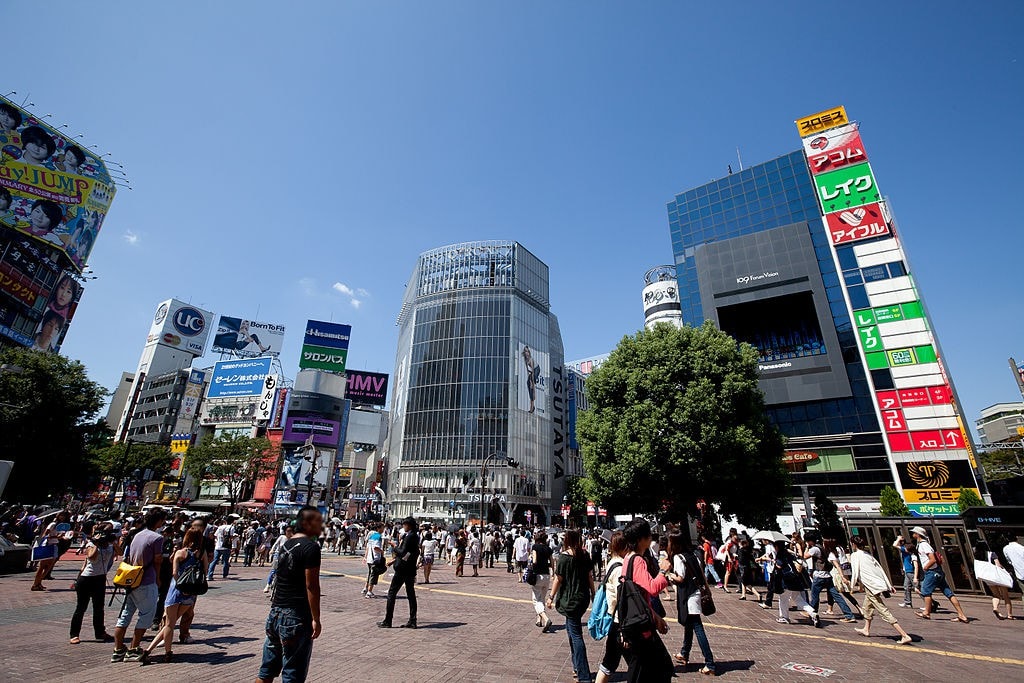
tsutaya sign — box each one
[796,107,980,517]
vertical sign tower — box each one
[795,107,981,516]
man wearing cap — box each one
[378,517,421,629]
[910,526,968,623]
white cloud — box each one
[123,230,139,245]
[298,277,317,297]
[332,281,369,309]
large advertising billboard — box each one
[345,370,389,406]
[211,316,285,358]
[517,342,549,415]
[802,123,867,176]
[147,298,213,356]
[814,163,881,214]
[283,415,341,446]
[180,369,205,419]
[795,106,849,138]
[0,96,117,272]
[299,320,351,373]
[207,357,272,398]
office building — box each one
[665,108,980,517]
[976,403,1024,446]
[386,241,565,524]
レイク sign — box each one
[814,163,881,213]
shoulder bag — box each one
[175,551,209,596]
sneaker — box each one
[111,648,127,663]
[124,647,144,661]
[813,614,823,628]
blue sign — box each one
[303,320,351,350]
[172,306,206,337]
[208,357,273,398]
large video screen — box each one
[718,291,826,363]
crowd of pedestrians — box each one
[4,498,1024,682]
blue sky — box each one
[7,2,1023,431]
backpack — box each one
[616,555,655,647]
[587,561,622,641]
[174,551,208,596]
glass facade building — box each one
[667,151,893,500]
[387,241,565,524]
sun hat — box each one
[910,526,928,537]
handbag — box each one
[112,561,144,589]
[31,543,59,562]
[699,582,716,616]
[974,559,1013,588]
[524,558,538,586]
[175,552,208,596]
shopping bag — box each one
[974,559,1013,588]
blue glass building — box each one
[666,151,892,501]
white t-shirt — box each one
[214,524,235,551]
[364,531,383,564]
[422,539,438,559]
[1003,541,1024,580]
[916,540,936,570]
[674,555,702,616]
[514,535,531,562]
[806,546,829,579]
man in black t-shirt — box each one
[378,517,420,629]
[256,506,322,683]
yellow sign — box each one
[956,415,978,469]
[903,487,980,504]
[1017,426,1024,437]
[796,106,849,138]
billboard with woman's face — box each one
[0,96,117,272]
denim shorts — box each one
[257,606,314,683]
[920,569,954,599]
[115,582,159,630]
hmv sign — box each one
[345,369,389,407]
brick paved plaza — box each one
[1,551,1022,682]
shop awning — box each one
[187,499,230,511]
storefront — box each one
[961,506,1024,594]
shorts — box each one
[920,569,954,599]
[423,556,434,565]
[516,561,528,570]
[115,582,159,630]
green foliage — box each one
[0,347,108,501]
[879,485,910,517]
[91,440,173,483]
[184,432,279,506]
[956,486,984,514]
[813,493,845,542]
[978,448,1024,481]
[576,322,789,528]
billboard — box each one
[180,369,205,419]
[207,357,272,398]
[814,163,881,213]
[345,370,389,406]
[299,320,351,373]
[278,446,334,491]
[517,342,549,415]
[211,316,285,358]
[283,415,342,446]
[795,106,849,138]
[147,298,213,356]
[802,123,867,175]
[824,202,890,245]
[0,96,117,271]
[896,459,979,505]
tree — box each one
[879,485,910,517]
[91,440,173,483]
[183,432,278,508]
[577,322,789,529]
[0,347,108,501]
[978,448,1024,481]
[956,486,984,514]
[813,493,845,542]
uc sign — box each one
[173,307,206,337]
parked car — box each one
[0,535,31,573]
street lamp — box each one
[480,453,518,528]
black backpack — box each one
[616,555,655,647]
[175,550,208,596]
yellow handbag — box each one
[112,561,144,589]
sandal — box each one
[915,612,930,620]
[69,637,81,645]
[951,616,968,623]
[699,666,716,676]
[674,654,688,665]
[993,610,1005,620]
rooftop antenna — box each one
[736,147,744,171]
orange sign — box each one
[795,106,849,138]
[783,450,819,465]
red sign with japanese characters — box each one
[803,123,868,175]
[825,202,890,245]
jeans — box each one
[564,614,592,682]
[244,545,256,567]
[680,615,715,669]
[70,574,106,638]
[920,568,954,599]
[383,572,417,624]
[901,572,914,605]
[257,606,313,683]
[704,561,721,584]
[208,548,230,579]
[809,576,853,619]
[115,581,159,630]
